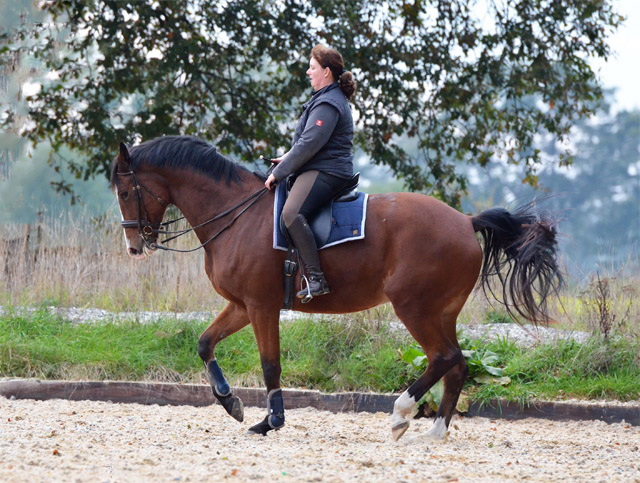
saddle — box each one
[279,172,361,248]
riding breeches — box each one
[282,170,351,228]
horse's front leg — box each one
[246,306,284,436]
[198,302,250,422]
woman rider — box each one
[265,44,356,302]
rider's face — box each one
[306,57,330,91]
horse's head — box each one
[111,142,170,259]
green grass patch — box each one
[470,337,640,404]
[0,309,208,382]
[0,309,412,392]
[1,309,638,402]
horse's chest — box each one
[205,253,255,298]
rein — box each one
[118,169,268,253]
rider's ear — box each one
[118,142,130,171]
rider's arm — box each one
[271,103,339,182]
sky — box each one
[593,0,640,111]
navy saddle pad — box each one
[272,181,368,251]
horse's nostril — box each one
[128,247,139,255]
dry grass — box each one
[0,209,226,312]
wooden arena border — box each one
[0,380,637,426]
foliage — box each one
[400,335,510,409]
[582,273,616,339]
[578,268,639,340]
[1,0,623,205]
[475,337,640,403]
[462,103,640,272]
[402,335,509,382]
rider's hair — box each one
[310,44,356,100]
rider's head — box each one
[309,44,356,100]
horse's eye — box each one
[120,191,129,201]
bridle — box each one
[118,169,169,246]
[117,169,268,253]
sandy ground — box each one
[1,397,638,482]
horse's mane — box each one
[110,136,246,187]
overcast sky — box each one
[593,0,640,111]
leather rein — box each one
[118,169,268,253]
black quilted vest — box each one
[293,83,354,179]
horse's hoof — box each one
[391,420,410,442]
[220,394,244,422]
[425,417,448,440]
[247,421,270,436]
[247,416,283,436]
[229,396,244,422]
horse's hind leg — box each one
[198,302,250,422]
[390,308,464,442]
[430,311,469,438]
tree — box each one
[462,100,640,273]
[1,0,623,205]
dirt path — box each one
[1,397,638,482]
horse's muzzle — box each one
[127,246,146,260]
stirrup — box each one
[299,275,314,304]
[297,274,330,303]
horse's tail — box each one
[471,202,563,324]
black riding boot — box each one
[286,215,330,302]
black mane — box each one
[110,136,246,187]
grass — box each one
[1,309,638,403]
[0,309,207,382]
[0,210,228,312]
[0,309,414,392]
[2,210,639,338]
[469,337,640,404]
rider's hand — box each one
[270,156,283,164]
[265,174,277,190]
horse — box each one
[110,135,561,440]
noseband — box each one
[117,168,268,253]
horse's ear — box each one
[117,142,130,171]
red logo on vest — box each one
[315,120,323,127]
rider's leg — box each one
[282,170,348,301]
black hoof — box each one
[219,394,244,422]
[247,416,283,436]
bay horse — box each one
[110,136,561,440]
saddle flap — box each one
[309,203,333,247]
[273,181,367,252]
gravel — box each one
[1,397,638,482]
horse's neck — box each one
[168,169,264,242]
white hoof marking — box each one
[390,391,418,442]
[425,417,448,440]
